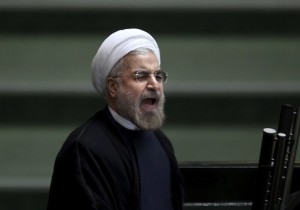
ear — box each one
[107,77,118,98]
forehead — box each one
[122,52,160,71]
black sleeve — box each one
[47,140,116,210]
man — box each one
[47,28,184,210]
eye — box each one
[155,71,167,83]
[134,71,149,81]
[155,72,163,82]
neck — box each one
[108,106,139,130]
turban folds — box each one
[91,28,161,96]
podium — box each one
[252,104,300,210]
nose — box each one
[146,74,161,90]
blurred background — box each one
[1,0,300,209]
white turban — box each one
[91,28,161,96]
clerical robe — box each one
[47,107,184,210]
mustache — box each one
[141,91,162,101]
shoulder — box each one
[56,109,118,160]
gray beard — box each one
[115,87,165,130]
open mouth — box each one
[141,97,158,110]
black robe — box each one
[47,107,184,210]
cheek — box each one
[159,85,164,92]
[122,85,144,101]
[134,88,144,100]
[128,84,146,97]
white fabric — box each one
[108,106,139,130]
[91,28,161,96]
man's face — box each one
[114,52,166,130]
